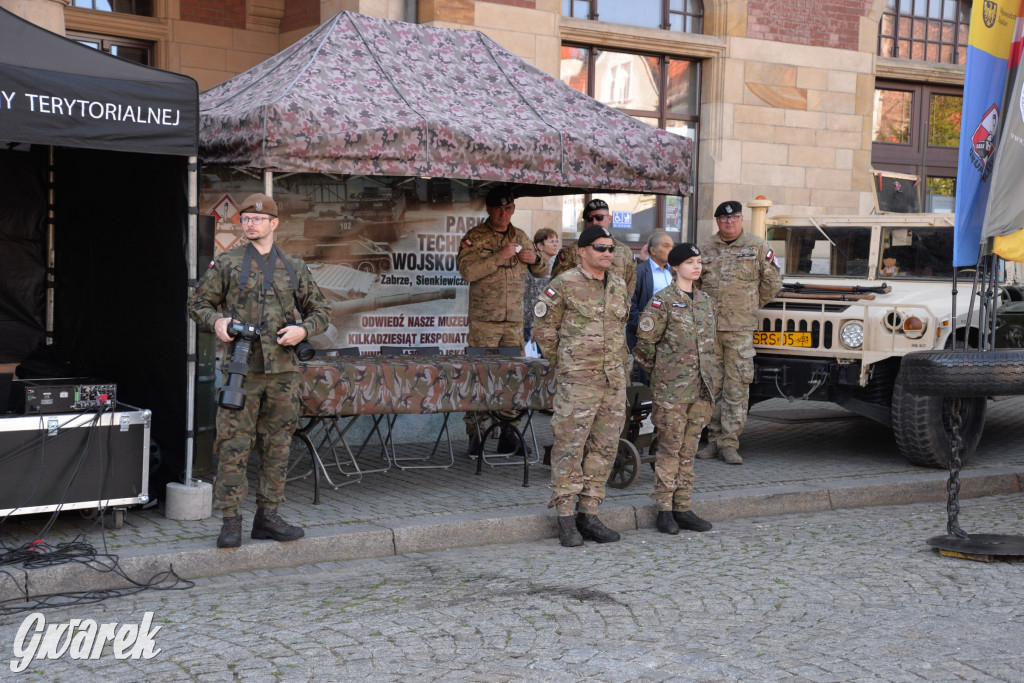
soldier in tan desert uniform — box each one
[634,243,718,534]
[550,199,636,298]
[697,200,782,465]
[457,186,548,453]
[533,224,630,548]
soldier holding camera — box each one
[188,193,329,549]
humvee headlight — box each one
[840,321,864,349]
[902,316,926,339]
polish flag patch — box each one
[545,287,556,297]
[651,299,662,308]
[766,249,779,268]
[462,238,473,247]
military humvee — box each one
[747,201,1019,467]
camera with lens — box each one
[218,320,259,411]
[282,319,316,362]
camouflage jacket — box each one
[533,265,630,389]
[697,230,782,332]
[550,239,636,299]
[188,243,330,374]
[633,283,720,407]
[456,219,548,324]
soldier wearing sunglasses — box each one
[534,224,631,548]
[550,199,636,298]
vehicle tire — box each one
[897,349,1024,397]
[891,372,985,468]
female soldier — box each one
[633,243,719,534]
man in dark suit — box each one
[627,231,675,351]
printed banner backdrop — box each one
[199,170,515,356]
[953,0,1019,266]
[983,0,1024,261]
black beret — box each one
[486,186,515,207]
[583,198,609,217]
[668,242,701,267]
[578,225,612,249]
[714,200,742,218]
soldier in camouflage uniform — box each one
[456,186,548,453]
[550,199,636,299]
[634,243,718,534]
[534,224,630,547]
[188,193,330,548]
[697,200,782,465]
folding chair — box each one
[378,345,454,469]
[464,347,541,484]
[289,347,391,502]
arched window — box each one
[877,0,970,65]
[563,0,704,33]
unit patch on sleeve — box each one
[534,300,548,318]
[638,314,656,333]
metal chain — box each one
[945,399,968,538]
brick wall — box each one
[481,0,537,8]
[747,0,870,50]
[180,0,245,30]
[282,0,320,33]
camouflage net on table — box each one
[300,354,555,416]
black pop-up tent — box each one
[0,7,199,496]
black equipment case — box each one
[0,408,150,519]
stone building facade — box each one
[2,0,969,243]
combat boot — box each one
[656,511,679,535]
[696,442,718,460]
[497,426,521,454]
[673,510,713,532]
[251,507,304,542]
[576,513,620,543]
[466,432,483,456]
[216,515,242,548]
[719,446,743,465]
[557,515,584,547]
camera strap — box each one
[239,243,304,328]
[240,243,299,295]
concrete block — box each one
[165,481,213,521]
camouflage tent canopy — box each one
[199,11,691,197]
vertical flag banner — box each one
[953,0,1018,267]
[982,1,1024,262]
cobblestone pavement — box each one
[2,494,1023,681]
[3,396,1024,554]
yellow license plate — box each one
[753,331,813,347]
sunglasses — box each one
[584,214,609,223]
[240,216,270,225]
[589,244,615,253]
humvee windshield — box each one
[766,226,954,279]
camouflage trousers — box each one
[650,399,711,511]
[464,320,524,437]
[707,330,756,450]
[213,370,302,517]
[548,380,625,516]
